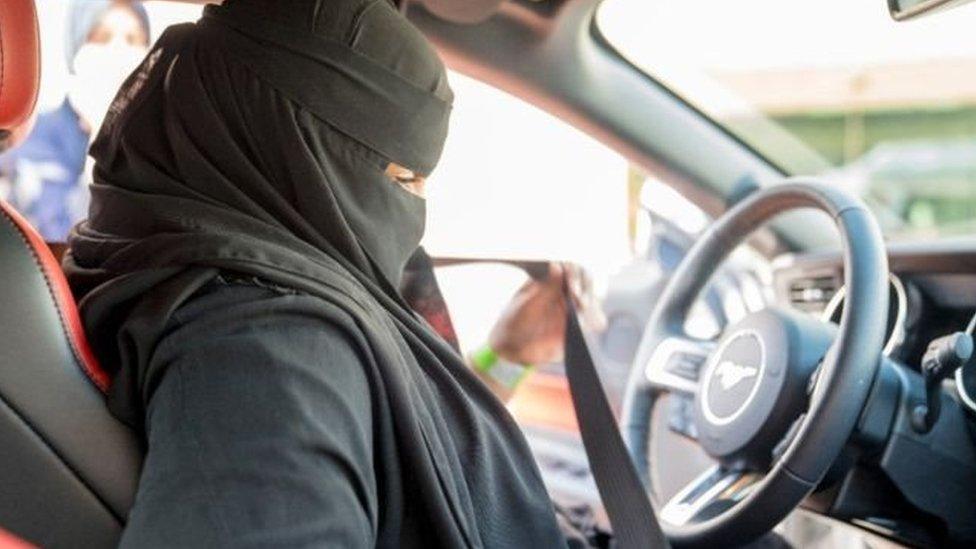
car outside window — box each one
[597,0,976,240]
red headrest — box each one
[0,0,40,149]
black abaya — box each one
[64,0,574,547]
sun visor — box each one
[417,0,506,24]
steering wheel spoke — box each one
[660,466,761,526]
[644,335,715,395]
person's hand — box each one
[488,262,605,366]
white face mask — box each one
[68,42,147,134]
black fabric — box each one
[123,279,598,548]
[64,1,565,546]
[563,286,668,549]
[198,4,451,176]
[400,248,460,352]
[120,281,379,547]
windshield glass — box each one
[597,0,976,240]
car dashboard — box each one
[770,237,976,545]
[773,237,976,414]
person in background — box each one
[0,0,149,241]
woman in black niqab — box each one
[64,0,571,546]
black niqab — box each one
[64,1,565,546]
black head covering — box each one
[75,0,451,289]
[65,0,563,546]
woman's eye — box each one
[384,163,423,186]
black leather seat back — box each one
[0,203,142,547]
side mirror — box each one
[888,0,976,21]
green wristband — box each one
[470,343,534,390]
[471,344,499,373]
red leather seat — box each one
[0,0,39,151]
[0,1,141,546]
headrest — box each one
[0,0,40,150]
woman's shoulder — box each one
[175,273,358,330]
[154,273,374,375]
[140,275,379,466]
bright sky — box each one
[598,0,976,72]
[596,0,976,170]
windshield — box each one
[597,0,976,241]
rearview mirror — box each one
[888,0,976,20]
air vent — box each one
[787,275,839,313]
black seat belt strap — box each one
[563,284,669,549]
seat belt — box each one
[563,285,669,549]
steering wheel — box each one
[622,181,889,547]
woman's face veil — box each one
[89,0,453,287]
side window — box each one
[425,73,633,267]
[427,73,720,371]
[425,73,733,447]
[424,72,633,353]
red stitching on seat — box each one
[0,200,110,393]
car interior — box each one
[2,0,976,547]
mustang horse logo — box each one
[714,360,759,391]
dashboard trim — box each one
[774,237,976,275]
[820,274,908,357]
[645,336,714,394]
[955,369,976,413]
